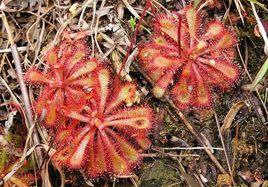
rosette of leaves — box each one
[138,5,239,109]
[52,68,154,178]
[25,38,103,127]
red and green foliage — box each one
[25,36,154,178]
[138,5,239,109]
[25,38,102,127]
[52,68,154,177]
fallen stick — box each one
[133,62,227,174]
[1,11,44,168]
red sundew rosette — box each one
[24,39,103,127]
[51,69,154,178]
[138,5,239,109]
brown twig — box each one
[225,1,268,121]
[231,124,239,175]
[53,0,94,44]
[214,111,235,184]
[94,0,106,55]
[119,0,152,75]
[169,104,227,174]
[133,62,227,174]
[1,11,44,167]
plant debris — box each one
[0,0,267,186]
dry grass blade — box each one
[234,0,245,25]
[250,2,268,95]
[0,46,27,53]
[160,147,224,151]
[142,152,200,158]
[91,0,97,57]
[122,0,140,19]
[175,109,227,174]
[121,48,138,77]
[42,158,52,187]
[58,168,66,187]
[130,177,138,187]
[221,101,246,134]
[0,76,19,103]
[236,42,268,120]
[53,0,94,44]
[178,162,201,187]
[214,111,235,185]
[2,143,49,183]
[132,62,227,174]
[151,0,172,14]
[94,0,106,55]
[250,58,268,92]
[247,0,268,12]
[0,11,44,167]
[251,2,268,55]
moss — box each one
[139,160,181,187]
